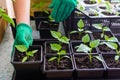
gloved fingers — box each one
[55,3,66,22]
[50,1,61,19]
[16,33,29,48]
[49,0,56,8]
[26,35,33,46]
[61,6,74,21]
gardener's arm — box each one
[13,0,30,25]
[13,0,33,48]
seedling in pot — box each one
[48,30,70,65]
[100,36,120,64]
[70,19,92,35]
[15,45,38,62]
[75,39,102,63]
[92,23,110,38]
[48,43,70,65]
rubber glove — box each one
[14,23,33,48]
[49,0,76,22]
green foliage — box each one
[15,45,38,62]
[105,1,111,12]
[0,8,15,27]
[82,34,90,44]
[49,30,70,65]
[50,30,69,44]
[70,19,92,35]
[92,23,110,38]
[75,39,101,63]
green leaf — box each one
[100,42,118,50]
[85,30,92,33]
[58,50,66,55]
[77,19,84,29]
[92,24,102,30]
[50,30,61,39]
[115,55,120,61]
[104,35,109,41]
[26,50,38,56]
[76,44,90,53]
[26,51,33,56]
[107,37,118,42]
[22,57,28,62]
[78,29,84,32]
[79,6,85,11]
[1,13,15,27]
[82,34,90,43]
[103,27,110,31]
[90,39,100,48]
[59,36,69,44]
[48,57,57,61]
[70,30,78,34]
[62,56,71,60]
[50,43,61,51]
[15,45,28,52]
[94,56,103,62]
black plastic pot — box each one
[11,45,43,73]
[73,54,106,79]
[34,11,50,30]
[43,54,75,78]
[101,54,120,79]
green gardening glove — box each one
[11,23,33,57]
[49,0,76,22]
[14,23,33,48]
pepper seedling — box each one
[70,19,92,35]
[15,45,38,62]
[48,30,70,65]
[75,39,102,63]
[92,23,110,38]
[48,43,70,65]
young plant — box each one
[70,19,92,35]
[92,23,110,38]
[105,1,112,12]
[100,36,120,64]
[48,43,70,65]
[0,8,15,27]
[48,30,70,65]
[15,45,38,62]
[90,0,97,4]
[50,30,69,44]
[75,39,102,63]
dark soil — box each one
[75,55,103,69]
[72,42,97,53]
[14,47,41,62]
[89,13,98,16]
[103,54,120,68]
[34,11,50,17]
[39,21,58,29]
[45,55,73,70]
[84,1,97,4]
[98,44,116,53]
[92,31,113,40]
[102,11,116,16]
[99,6,107,10]
[70,33,87,40]
[46,42,70,54]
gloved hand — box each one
[49,0,76,22]
[14,23,33,48]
